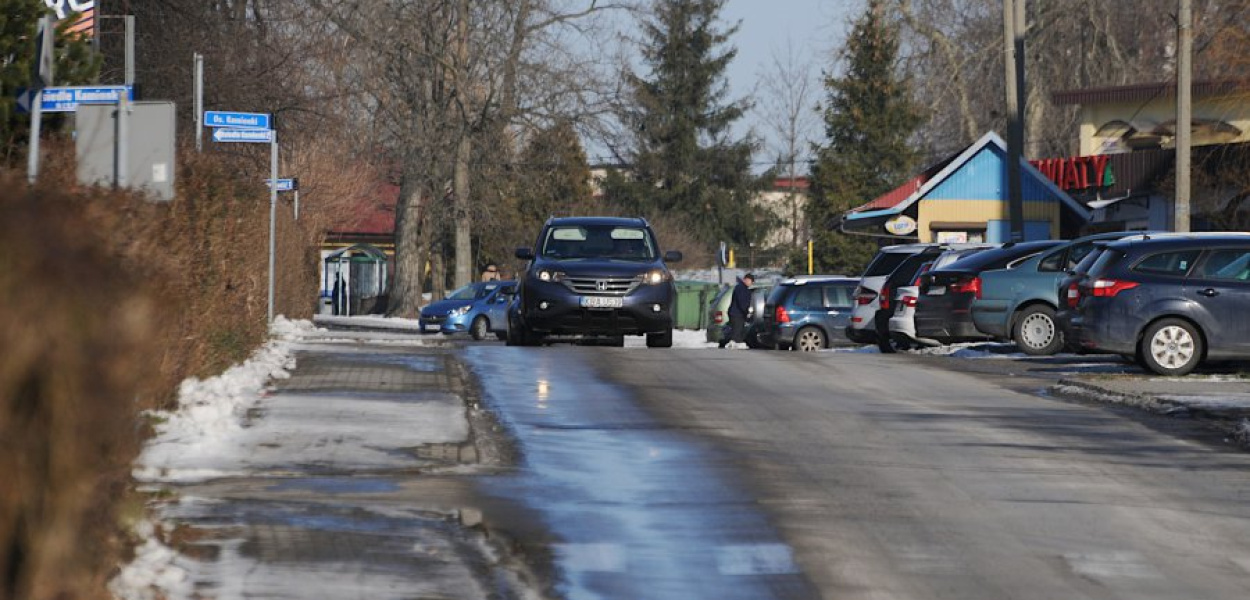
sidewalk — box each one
[1052,373,1250,447]
[113,320,533,600]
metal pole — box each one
[294,190,300,220]
[1003,0,1026,242]
[124,16,135,86]
[27,92,43,184]
[117,93,129,188]
[194,53,203,152]
[268,133,279,323]
[1175,0,1193,232]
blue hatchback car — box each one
[760,276,859,351]
[417,281,515,340]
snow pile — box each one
[133,317,314,483]
[108,521,193,600]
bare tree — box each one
[757,41,819,247]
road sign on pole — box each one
[266,178,298,192]
[213,128,274,143]
[204,110,270,130]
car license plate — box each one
[580,296,624,309]
[928,286,946,296]
[423,323,440,332]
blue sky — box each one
[721,0,860,166]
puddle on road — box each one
[464,346,817,600]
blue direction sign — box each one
[204,111,271,130]
[213,128,275,143]
[266,178,298,192]
[37,86,134,113]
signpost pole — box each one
[117,92,129,188]
[194,53,203,152]
[27,92,43,184]
[294,190,300,221]
[268,133,279,324]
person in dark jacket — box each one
[719,273,754,348]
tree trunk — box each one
[388,172,426,318]
[453,133,473,289]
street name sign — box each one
[35,86,133,113]
[267,178,298,192]
[213,128,275,143]
[204,110,271,130]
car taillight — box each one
[854,286,877,305]
[1090,278,1139,297]
[903,295,918,308]
[713,310,724,324]
[949,275,982,299]
[879,285,891,311]
[1065,282,1080,308]
[776,305,790,324]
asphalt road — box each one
[469,346,1250,600]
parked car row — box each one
[842,232,1250,375]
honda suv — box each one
[508,217,683,347]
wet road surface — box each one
[560,346,1250,599]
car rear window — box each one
[943,241,1063,272]
[789,285,822,309]
[1086,248,1125,279]
[1131,250,1200,277]
[862,251,911,277]
[1071,247,1106,275]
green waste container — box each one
[673,280,720,330]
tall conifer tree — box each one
[604,0,767,248]
[805,0,923,274]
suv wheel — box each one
[646,328,673,348]
[470,316,490,341]
[795,326,826,352]
[1013,305,1063,356]
[1140,318,1203,376]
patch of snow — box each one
[108,520,193,600]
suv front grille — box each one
[563,277,638,296]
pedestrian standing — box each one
[481,264,501,282]
[719,273,754,349]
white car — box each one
[847,243,992,345]
[887,246,995,349]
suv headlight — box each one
[449,306,471,316]
[536,269,565,282]
[639,269,670,285]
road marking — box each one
[1063,551,1161,580]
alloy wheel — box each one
[1019,312,1055,350]
[1149,325,1196,370]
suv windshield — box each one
[540,225,656,260]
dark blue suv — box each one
[508,217,682,347]
[1069,234,1250,375]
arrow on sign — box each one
[213,128,274,143]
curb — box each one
[1051,378,1250,450]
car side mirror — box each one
[515,247,534,260]
[664,250,683,263]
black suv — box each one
[508,217,682,347]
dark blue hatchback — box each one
[761,276,859,351]
[1069,234,1250,375]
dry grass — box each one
[0,137,367,599]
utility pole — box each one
[1175,0,1193,232]
[1003,0,1027,242]
[194,52,204,152]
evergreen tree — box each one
[603,0,767,247]
[514,120,594,224]
[1,1,101,152]
[804,0,923,275]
